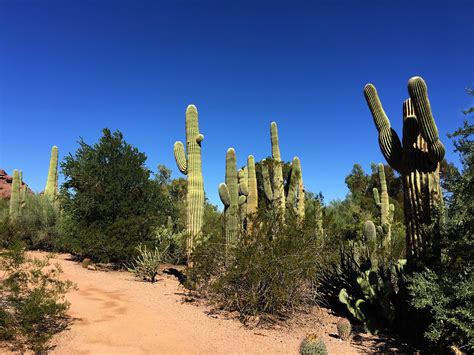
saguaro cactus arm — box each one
[9,169,21,217]
[173,142,188,174]
[219,183,230,207]
[364,84,403,172]
[408,76,445,163]
[246,155,258,215]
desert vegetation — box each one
[1,77,472,353]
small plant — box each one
[337,318,351,341]
[299,334,328,355]
[82,258,91,268]
[127,243,167,283]
[0,244,73,353]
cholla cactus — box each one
[9,169,21,217]
[218,148,239,248]
[337,318,352,341]
[173,105,205,262]
[44,146,58,201]
[364,76,444,265]
[299,334,328,355]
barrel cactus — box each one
[337,318,352,341]
[173,105,205,261]
[44,146,58,201]
[9,169,21,217]
[364,76,445,265]
[299,334,328,355]
[218,148,239,248]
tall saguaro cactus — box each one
[9,169,21,217]
[364,76,444,265]
[287,157,305,223]
[246,155,258,228]
[238,167,249,229]
[45,146,59,201]
[173,105,205,261]
[218,148,239,247]
[262,122,286,213]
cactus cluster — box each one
[337,318,352,341]
[262,122,305,221]
[45,145,59,201]
[299,334,328,355]
[364,76,444,265]
[173,105,205,262]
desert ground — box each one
[10,252,410,354]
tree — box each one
[60,129,170,263]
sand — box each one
[19,252,406,354]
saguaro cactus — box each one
[9,169,21,217]
[261,122,305,221]
[45,146,59,201]
[218,148,239,247]
[246,155,258,230]
[173,105,205,260]
[364,76,444,264]
[262,122,286,213]
[373,163,394,250]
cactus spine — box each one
[219,148,239,247]
[364,76,444,265]
[45,146,59,201]
[9,169,21,217]
[173,105,205,261]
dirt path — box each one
[30,252,389,354]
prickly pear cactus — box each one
[364,76,444,265]
[218,148,239,247]
[337,318,352,341]
[45,146,59,201]
[9,169,21,217]
[299,334,328,355]
[173,105,205,261]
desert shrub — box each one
[188,211,330,324]
[0,244,73,352]
[0,195,59,250]
[60,129,171,263]
[127,243,167,283]
[407,114,474,352]
[299,334,328,355]
[152,226,186,265]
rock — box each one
[87,265,97,271]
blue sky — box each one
[1,0,473,206]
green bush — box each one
[0,195,59,250]
[188,211,328,324]
[0,244,73,352]
[152,226,187,265]
[60,129,171,263]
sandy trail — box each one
[33,252,376,354]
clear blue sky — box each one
[1,0,473,206]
